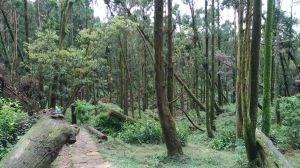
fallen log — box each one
[0,114,79,168]
[108,110,142,124]
[256,129,293,168]
[85,125,108,141]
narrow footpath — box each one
[52,128,116,168]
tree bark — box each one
[0,115,79,168]
[245,0,262,166]
[167,0,175,116]
[262,0,274,136]
[23,0,29,44]
[205,0,214,138]
[154,0,183,156]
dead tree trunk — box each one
[0,115,79,168]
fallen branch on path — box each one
[85,125,108,141]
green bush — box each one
[0,98,34,159]
[75,100,95,124]
[176,122,190,146]
[119,120,162,144]
[273,95,300,150]
[90,113,124,136]
[208,114,236,150]
[119,120,190,145]
[222,103,236,113]
[96,101,123,113]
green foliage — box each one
[96,101,123,113]
[208,113,237,150]
[0,98,34,159]
[222,103,236,113]
[119,121,162,144]
[75,100,95,124]
[90,113,124,136]
[271,95,300,150]
[119,120,190,146]
[176,121,190,146]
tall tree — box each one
[154,0,183,156]
[167,0,174,116]
[235,0,244,139]
[205,0,214,138]
[210,0,216,131]
[244,0,262,166]
[262,0,274,136]
[23,0,29,44]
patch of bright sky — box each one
[93,0,300,29]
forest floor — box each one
[52,128,116,168]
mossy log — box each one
[108,110,142,124]
[256,129,293,168]
[85,125,108,141]
[0,115,79,168]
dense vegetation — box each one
[0,0,300,167]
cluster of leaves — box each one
[0,98,35,159]
[119,120,190,146]
[270,95,300,150]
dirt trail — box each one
[52,128,116,168]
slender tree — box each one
[210,0,216,131]
[244,0,262,166]
[262,0,274,136]
[205,0,214,138]
[167,0,174,116]
[154,0,183,156]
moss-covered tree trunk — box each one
[205,0,214,138]
[235,0,243,138]
[245,0,262,166]
[0,115,79,168]
[154,0,183,156]
[210,0,216,131]
[262,0,274,136]
[167,0,175,116]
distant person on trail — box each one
[55,101,62,113]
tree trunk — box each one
[167,0,175,116]
[210,0,216,131]
[205,0,214,138]
[154,0,183,156]
[35,0,41,29]
[262,0,274,136]
[23,0,29,44]
[236,0,245,140]
[245,0,262,166]
[0,115,79,168]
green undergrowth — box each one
[0,97,35,159]
[97,131,247,168]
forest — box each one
[0,0,300,167]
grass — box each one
[97,131,247,168]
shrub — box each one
[90,113,124,136]
[119,120,190,145]
[119,120,162,144]
[176,122,190,146]
[273,95,300,150]
[96,101,123,113]
[222,103,236,113]
[0,98,34,159]
[208,114,236,150]
[75,100,95,124]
